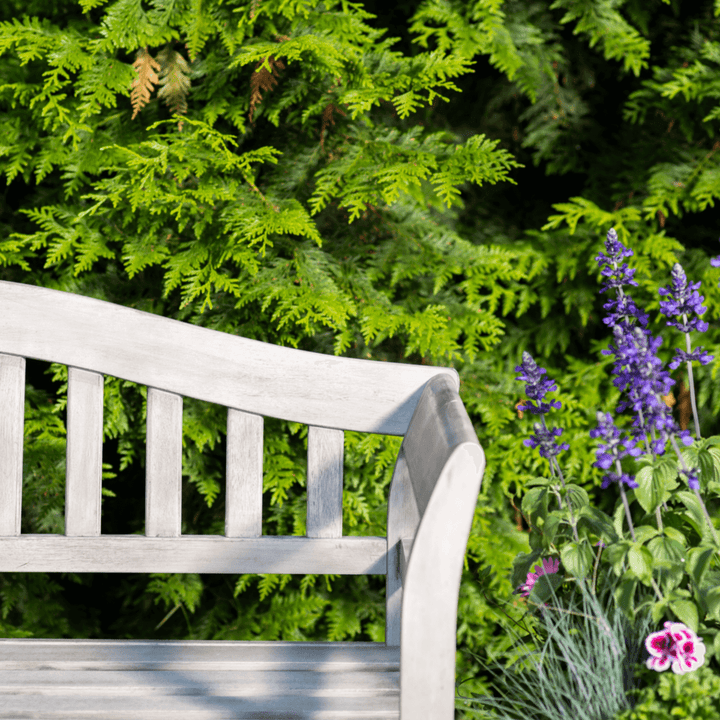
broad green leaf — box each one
[634,465,665,514]
[614,573,637,618]
[651,599,669,623]
[676,491,710,540]
[705,587,720,622]
[669,600,699,633]
[561,540,594,578]
[633,525,659,545]
[686,546,715,587]
[605,541,632,577]
[528,570,564,605]
[521,487,549,525]
[628,544,653,584]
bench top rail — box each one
[0,281,457,435]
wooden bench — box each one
[0,281,485,720]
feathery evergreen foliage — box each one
[2,1,720,716]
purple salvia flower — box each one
[596,228,649,329]
[659,263,710,333]
[589,411,642,488]
[658,263,714,371]
[515,351,561,415]
[515,352,570,462]
[524,423,570,459]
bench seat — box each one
[0,639,400,719]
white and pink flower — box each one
[645,621,706,675]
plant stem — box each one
[542,416,581,543]
[684,321,702,438]
[616,467,636,542]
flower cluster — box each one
[596,229,696,466]
[645,622,706,675]
[659,262,714,369]
[515,351,568,460]
[588,411,642,488]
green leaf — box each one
[528,571,564,605]
[669,600,699,633]
[521,487,549,525]
[628,544,653,584]
[633,525,659,545]
[605,540,632,577]
[634,464,666,514]
[686,546,715,587]
[577,505,619,544]
[705,587,720,622]
[560,540,594,578]
[510,549,543,590]
[614,573,637,618]
[563,483,589,509]
[676,491,710,540]
[651,598,669,623]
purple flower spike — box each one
[589,411,641,488]
[596,228,648,328]
[659,263,709,333]
[524,423,570,459]
[515,351,561,415]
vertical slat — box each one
[385,447,420,646]
[225,409,263,537]
[306,426,344,538]
[66,367,104,537]
[0,354,25,536]
[146,388,183,537]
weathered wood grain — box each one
[0,535,388,574]
[146,388,183,538]
[225,409,264,537]
[0,640,400,720]
[66,367,104,537]
[0,281,457,435]
[0,353,24,536]
[307,426,344,538]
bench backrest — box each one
[0,281,485,691]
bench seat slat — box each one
[0,641,399,720]
[0,640,399,668]
[0,536,387,574]
[0,695,398,719]
[0,670,399,693]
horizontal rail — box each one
[0,536,387,575]
[0,282,458,435]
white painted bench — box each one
[0,281,485,720]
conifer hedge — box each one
[1,0,720,711]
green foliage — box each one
[618,664,720,720]
[1,0,720,712]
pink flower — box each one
[645,622,706,674]
[518,557,560,597]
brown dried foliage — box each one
[131,47,161,120]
